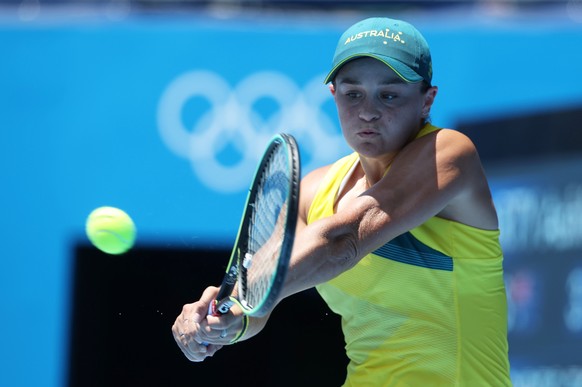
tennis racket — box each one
[209,133,300,319]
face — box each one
[332,57,437,159]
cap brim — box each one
[324,54,424,84]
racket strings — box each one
[242,144,290,309]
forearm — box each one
[280,214,363,299]
[228,292,274,343]
[238,313,271,342]
[279,192,412,301]
[232,220,356,342]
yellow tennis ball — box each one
[86,206,136,255]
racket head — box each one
[230,133,300,317]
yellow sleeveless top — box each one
[309,124,511,386]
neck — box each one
[358,154,396,187]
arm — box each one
[279,129,495,299]
[171,166,324,361]
[172,129,494,360]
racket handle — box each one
[201,298,233,346]
[208,300,218,316]
[207,297,234,316]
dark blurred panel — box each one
[68,245,347,387]
[457,105,582,164]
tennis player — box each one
[173,17,512,386]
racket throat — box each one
[215,298,235,314]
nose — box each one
[358,97,381,122]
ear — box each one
[422,86,438,117]
[329,83,336,96]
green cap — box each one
[324,17,432,85]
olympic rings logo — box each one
[157,70,348,192]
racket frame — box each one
[210,133,300,318]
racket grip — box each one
[207,300,219,316]
[201,300,224,346]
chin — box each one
[352,142,385,158]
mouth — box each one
[356,128,380,137]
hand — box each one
[172,286,245,362]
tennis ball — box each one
[86,206,136,255]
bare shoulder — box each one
[396,128,482,179]
[433,128,479,160]
[387,127,497,230]
[298,164,333,224]
[411,128,483,178]
[433,128,486,183]
[432,129,498,229]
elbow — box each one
[324,227,361,273]
[321,200,384,274]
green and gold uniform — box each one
[309,125,511,386]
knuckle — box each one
[181,304,189,313]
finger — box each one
[200,286,220,305]
[173,314,209,354]
[180,302,206,325]
[205,307,245,336]
[201,325,227,342]
[191,286,220,322]
[206,313,239,330]
[175,329,211,361]
[171,319,190,343]
[173,286,225,362]
[172,311,196,340]
[198,321,240,344]
[176,334,200,362]
[182,340,208,362]
[184,336,224,360]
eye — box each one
[345,91,362,99]
[380,93,396,101]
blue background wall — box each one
[1,7,582,386]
